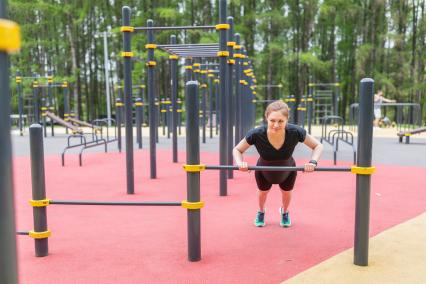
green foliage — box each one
[8,0,426,122]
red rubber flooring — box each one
[13,149,426,283]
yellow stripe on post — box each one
[120,26,134,32]
[217,51,229,57]
[29,230,51,239]
[121,51,134,57]
[215,24,230,30]
[193,63,201,68]
[227,59,235,65]
[182,164,206,172]
[29,199,50,207]
[145,44,157,49]
[351,166,376,175]
[185,65,193,70]
[181,200,204,210]
[227,41,236,47]
[233,45,242,50]
[0,19,21,53]
[169,55,179,60]
[146,61,157,67]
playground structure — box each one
[120,4,257,196]
[18,78,375,267]
[13,71,70,136]
[397,126,426,144]
[320,115,356,165]
[4,1,426,282]
[308,83,340,124]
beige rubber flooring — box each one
[283,213,426,284]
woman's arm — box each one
[382,97,396,103]
[303,134,323,172]
[233,138,251,171]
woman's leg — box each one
[258,189,270,212]
[281,190,292,213]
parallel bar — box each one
[50,200,181,206]
[16,231,29,235]
[205,165,352,172]
[135,25,215,31]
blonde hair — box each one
[264,100,289,118]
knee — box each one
[258,189,270,196]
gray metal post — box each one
[215,78,219,135]
[116,97,123,152]
[29,125,49,256]
[47,70,54,136]
[16,71,24,135]
[0,4,19,281]
[185,81,201,261]
[170,36,178,162]
[234,34,241,143]
[226,17,234,179]
[32,75,40,124]
[219,0,228,196]
[147,19,157,178]
[208,72,214,138]
[135,97,143,149]
[354,78,374,266]
[122,6,134,194]
[201,63,207,144]
[103,31,112,127]
[63,81,69,134]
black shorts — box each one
[255,157,297,191]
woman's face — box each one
[266,111,288,133]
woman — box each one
[233,100,323,227]
[373,90,396,127]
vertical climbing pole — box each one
[147,19,157,178]
[218,0,228,196]
[226,16,234,179]
[15,71,23,135]
[184,81,202,261]
[0,4,20,282]
[169,37,178,162]
[354,78,374,266]
[121,6,135,194]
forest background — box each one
[9,0,426,122]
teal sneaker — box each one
[280,208,291,228]
[254,211,265,227]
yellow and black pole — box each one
[0,4,21,283]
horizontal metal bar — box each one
[135,25,216,31]
[205,165,352,172]
[16,231,29,235]
[351,103,421,107]
[158,43,218,47]
[50,200,182,206]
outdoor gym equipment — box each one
[182,78,375,266]
[397,126,426,144]
[320,115,356,165]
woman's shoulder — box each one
[286,123,304,132]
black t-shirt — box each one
[245,124,307,161]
